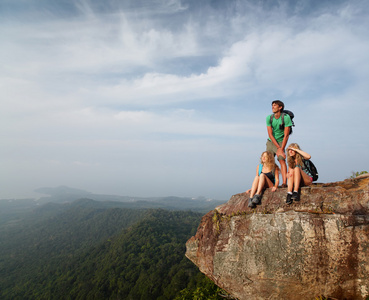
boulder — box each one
[186,175,369,300]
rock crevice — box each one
[186,176,369,300]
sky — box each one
[1,0,369,200]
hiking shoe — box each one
[280,184,288,188]
[248,198,256,209]
[251,194,261,205]
[291,191,300,202]
[286,193,293,205]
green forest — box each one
[0,198,231,299]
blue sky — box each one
[1,0,368,200]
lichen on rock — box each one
[186,175,369,300]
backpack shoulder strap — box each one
[258,164,263,176]
[270,113,285,126]
[281,112,285,126]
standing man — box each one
[266,100,292,187]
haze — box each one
[1,0,368,199]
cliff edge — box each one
[186,175,369,300]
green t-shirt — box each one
[266,113,293,143]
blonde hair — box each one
[287,143,303,168]
[260,151,279,170]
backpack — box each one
[303,159,319,181]
[270,110,295,135]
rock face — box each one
[186,175,369,300]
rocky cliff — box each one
[186,175,369,300]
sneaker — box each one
[248,198,256,208]
[251,194,261,205]
[286,193,293,205]
[280,183,288,188]
[291,191,300,202]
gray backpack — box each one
[270,110,295,135]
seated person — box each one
[246,151,279,208]
[286,143,313,204]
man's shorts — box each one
[266,139,285,161]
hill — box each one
[0,200,227,299]
[0,186,225,226]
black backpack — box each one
[270,110,295,135]
[303,159,319,181]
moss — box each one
[212,210,221,232]
[308,207,335,215]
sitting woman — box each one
[286,143,313,204]
[246,151,279,208]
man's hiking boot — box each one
[248,198,256,209]
[286,193,293,205]
[291,191,300,202]
[251,194,261,205]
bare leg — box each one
[287,169,294,193]
[279,159,287,185]
[250,175,259,198]
[294,167,301,191]
[256,174,273,195]
[300,169,313,186]
[290,168,311,202]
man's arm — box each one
[280,126,290,151]
[275,126,290,159]
[267,126,280,149]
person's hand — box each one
[246,189,251,194]
[271,186,277,192]
[276,147,286,159]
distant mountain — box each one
[35,185,92,196]
[32,185,226,211]
[0,186,226,228]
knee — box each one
[259,173,266,180]
[278,157,286,164]
[294,167,302,177]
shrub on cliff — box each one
[349,170,368,178]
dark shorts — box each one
[262,171,275,184]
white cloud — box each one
[1,0,369,199]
